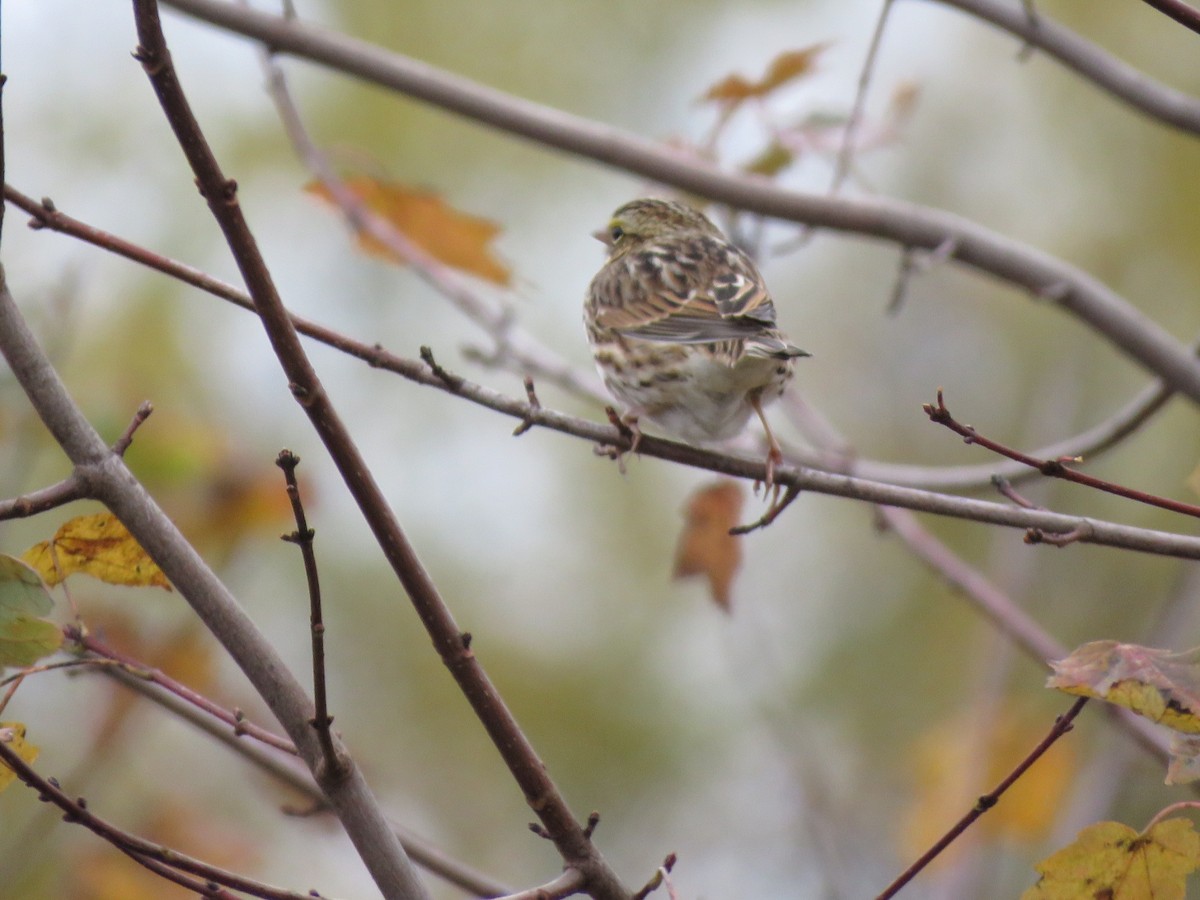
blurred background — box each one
[4,1,1200,897]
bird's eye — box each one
[609,225,625,242]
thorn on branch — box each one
[528,822,551,840]
[512,376,542,437]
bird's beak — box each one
[592,229,613,247]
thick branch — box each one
[158,0,1200,408]
[0,266,423,897]
[925,0,1200,134]
[130,3,627,895]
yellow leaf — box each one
[0,722,39,793]
[700,44,831,107]
[22,513,171,591]
[673,480,745,611]
[1022,819,1200,900]
[1048,641,1200,734]
[307,177,511,286]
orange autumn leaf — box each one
[673,481,745,611]
[22,513,171,591]
[701,44,831,108]
[307,177,511,286]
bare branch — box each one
[832,0,895,192]
[876,697,1088,899]
[111,400,153,456]
[129,3,628,895]
[1140,0,1200,35]
[0,475,86,520]
[926,0,1200,133]
[0,736,329,899]
[925,389,1200,519]
[493,869,586,900]
[782,361,1180,490]
[101,667,516,898]
[275,449,343,777]
[0,259,423,897]
[71,625,298,756]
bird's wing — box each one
[593,236,780,344]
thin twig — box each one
[632,854,677,900]
[0,737,327,899]
[492,868,586,900]
[1140,0,1200,36]
[875,697,1088,900]
[111,401,154,457]
[832,0,894,192]
[925,389,1200,519]
[0,475,86,521]
[275,449,343,777]
[100,667,514,897]
[927,0,1200,133]
[71,626,298,755]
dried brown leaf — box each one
[307,177,511,285]
[673,481,745,611]
[700,44,831,107]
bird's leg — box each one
[599,406,643,474]
[750,392,784,507]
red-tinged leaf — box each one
[307,177,511,286]
[700,44,831,108]
[1048,641,1200,734]
[673,481,745,611]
